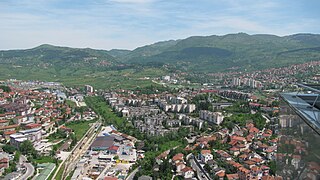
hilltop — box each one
[1,33,320,88]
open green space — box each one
[85,96,126,128]
[0,65,165,90]
[35,163,56,180]
[65,100,76,108]
[55,163,65,180]
[65,120,96,140]
[34,156,57,164]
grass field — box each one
[85,96,126,128]
[65,100,76,108]
[65,120,96,140]
[34,156,56,164]
[55,163,65,180]
[0,65,166,90]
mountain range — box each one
[1,33,320,87]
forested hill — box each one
[1,33,320,81]
[116,33,320,72]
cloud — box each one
[0,0,319,50]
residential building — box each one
[199,110,224,125]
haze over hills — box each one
[1,33,320,88]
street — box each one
[125,166,140,180]
[19,155,35,180]
[60,121,101,179]
[190,158,211,180]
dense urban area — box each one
[0,61,319,180]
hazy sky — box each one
[1,0,320,50]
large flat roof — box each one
[90,136,114,149]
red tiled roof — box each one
[251,157,263,163]
[104,177,118,180]
[172,153,184,161]
[0,158,9,163]
[0,120,8,123]
[231,136,246,142]
[108,146,119,151]
[0,124,19,130]
[4,130,16,135]
[292,155,301,160]
[249,127,259,133]
[181,166,193,173]
[216,170,225,177]
[201,150,211,155]
[244,160,256,165]
[226,173,239,180]
[25,123,41,129]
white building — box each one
[201,151,213,163]
[10,127,42,148]
[199,110,224,125]
[84,85,94,93]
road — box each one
[51,120,101,180]
[190,158,211,180]
[60,121,101,179]
[126,167,140,180]
[19,155,35,180]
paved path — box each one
[19,155,35,180]
[126,167,140,180]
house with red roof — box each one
[0,124,19,132]
[238,167,250,180]
[108,145,119,154]
[250,165,263,178]
[104,176,118,180]
[25,123,42,130]
[0,120,9,127]
[3,130,16,140]
[200,150,213,163]
[0,153,9,176]
[172,153,184,164]
[175,162,186,174]
[181,167,194,179]
[291,155,301,169]
[215,169,225,179]
[226,173,239,180]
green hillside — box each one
[125,33,320,72]
[1,33,320,88]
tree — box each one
[20,140,37,158]
[0,85,11,92]
[0,107,5,114]
[268,160,276,175]
[2,144,16,154]
[13,151,21,162]
[204,163,211,173]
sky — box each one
[1,0,320,50]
